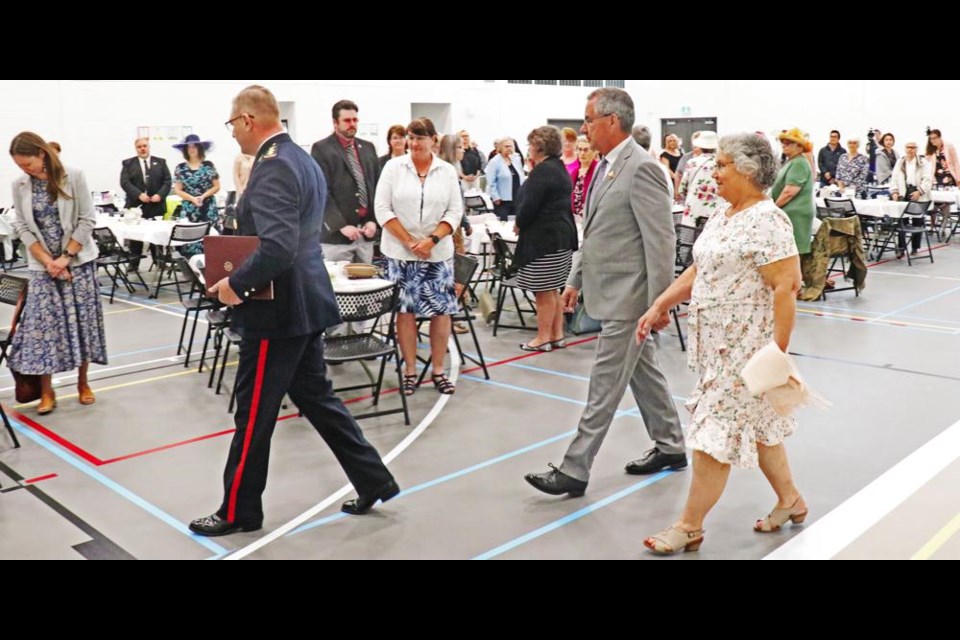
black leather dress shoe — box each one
[341,479,401,515]
[524,463,587,497]
[625,448,688,475]
[189,513,262,537]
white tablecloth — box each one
[816,198,908,218]
[96,214,216,246]
[466,215,584,254]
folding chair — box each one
[0,274,28,447]
[489,233,537,336]
[326,283,409,425]
[150,222,212,298]
[173,258,218,368]
[93,227,148,303]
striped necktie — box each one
[344,142,368,210]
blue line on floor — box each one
[503,362,689,402]
[8,418,228,555]
[472,470,676,560]
[871,285,960,321]
[797,311,959,335]
[460,374,587,406]
[290,430,578,536]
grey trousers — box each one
[323,239,375,337]
[560,318,685,482]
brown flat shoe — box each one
[78,385,96,406]
[38,393,57,415]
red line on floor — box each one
[24,473,58,484]
[9,334,602,466]
[5,406,104,466]
[100,428,238,465]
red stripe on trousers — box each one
[226,339,270,522]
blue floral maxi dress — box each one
[9,179,108,375]
[174,160,219,257]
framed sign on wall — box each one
[137,126,193,145]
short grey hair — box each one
[527,126,563,158]
[587,87,634,133]
[718,133,780,190]
[631,125,652,150]
[847,137,861,144]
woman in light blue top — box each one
[485,138,525,221]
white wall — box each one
[1,80,956,208]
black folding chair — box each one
[489,233,537,336]
[173,258,218,368]
[150,222,212,298]
[326,283,409,425]
[0,274,28,447]
[93,227,148,303]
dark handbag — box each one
[567,296,601,335]
[12,371,41,404]
[7,285,40,403]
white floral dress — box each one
[685,200,798,468]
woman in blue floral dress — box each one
[172,134,220,257]
[8,132,107,415]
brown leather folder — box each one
[203,235,274,300]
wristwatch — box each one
[429,234,441,244]
[61,249,77,258]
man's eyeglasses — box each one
[583,113,614,126]
[225,114,252,133]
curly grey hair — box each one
[587,87,635,133]
[718,133,780,190]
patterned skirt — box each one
[9,262,108,375]
[517,250,572,292]
[386,258,458,317]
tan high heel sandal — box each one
[37,392,57,415]
[754,497,808,532]
[644,526,705,555]
[78,384,96,405]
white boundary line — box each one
[0,354,186,393]
[223,337,461,560]
[111,296,208,323]
[765,418,960,560]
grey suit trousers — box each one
[560,319,685,482]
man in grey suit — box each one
[525,88,686,497]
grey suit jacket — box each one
[11,166,99,270]
[567,140,676,321]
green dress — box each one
[771,156,814,253]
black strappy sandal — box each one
[402,374,418,396]
[431,373,456,395]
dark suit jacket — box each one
[228,132,341,340]
[515,157,578,268]
[310,133,380,244]
[120,155,172,218]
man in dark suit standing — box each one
[120,137,171,269]
[189,85,398,537]
[310,99,380,266]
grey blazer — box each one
[568,140,676,321]
[11,166,99,270]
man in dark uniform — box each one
[189,85,398,537]
[120,137,172,269]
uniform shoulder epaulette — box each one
[260,143,278,161]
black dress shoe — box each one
[625,448,688,475]
[524,463,587,497]
[341,479,401,515]
[189,513,262,537]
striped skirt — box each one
[517,250,573,292]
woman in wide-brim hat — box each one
[172,133,220,256]
[772,128,816,257]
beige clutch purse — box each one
[343,263,379,279]
[741,342,829,416]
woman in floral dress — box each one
[636,132,806,555]
[8,132,107,414]
[172,134,220,257]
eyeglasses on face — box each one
[583,113,614,126]
[225,114,253,132]
[714,159,735,171]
